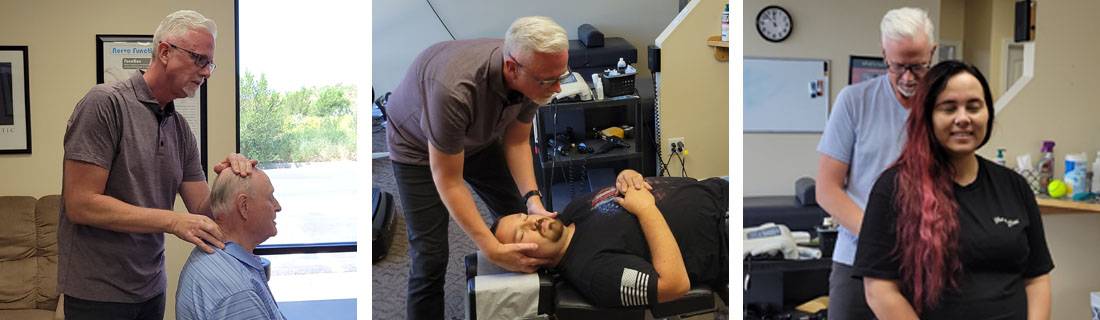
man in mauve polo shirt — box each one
[384,16,570,319]
[60,10,254,320]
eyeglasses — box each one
[165,42,216,72]
[885,61,931,75]
[508,53,570,88]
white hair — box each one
[209,171,253,220]
[503,16,568,60]
[152,10,217,59]
[881,7,935,45]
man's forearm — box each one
[504,138,538,197]
[816,185,864,235]
[503,121,539,206]
[635,206,689,302]
[1025,274,1051,320]
[66,193,177,234]
[434,170,496,249]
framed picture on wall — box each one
[0,46,31,154]
[95,35,208,173]
[849,55,888,85]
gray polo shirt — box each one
[386,38,538,165]
[816,75,909,266]
[60,72,205,302]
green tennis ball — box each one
[1048,179,1069,199]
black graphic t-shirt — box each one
[555,177,728,307]
[854,156,1054,319]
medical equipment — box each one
[744,223,799,259]
[552,72,593,102]
[464,252,718,320]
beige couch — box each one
[0,195,63,320]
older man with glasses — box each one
[814,7,937,320]
[60,10,254,320]
[382,16,568,319]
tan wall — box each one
[981,1,1100,317]
[963,0,1015,100]
[656,0,729,178]
[964,0,994,83]
[0,1,236,319]
[939,0,965,49]
[743,0,940,196]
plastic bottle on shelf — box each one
[1092,151,1100,195]
[995,148,1007,166]
[721,4,730,42]
[1038,141,1055,195]
[1065,153,1088,199]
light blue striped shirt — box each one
[176,242,285,320]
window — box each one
[237,0,368,308]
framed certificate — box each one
[96,34,208,173]
[849,55,888,85]
[0,46,30,154]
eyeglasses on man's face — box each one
[508,53,570,88]
[165,42,216,72]
[885,61,931,76]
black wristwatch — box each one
[523,190,542,202]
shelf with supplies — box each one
[540,94,640,112]
[1036,196,1100,214]
[538,137,640,166]
[531,94,646,211]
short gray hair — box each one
[209,171,252,219]
[503,16,568,60]
[881,7,935,45]
[152,10,218,58]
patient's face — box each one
[494,213,565,258]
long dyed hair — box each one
[892,60,994,313]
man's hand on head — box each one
[486,241,548,273]
[527,200,557,218]
[616,169,652,193]
[213,153,257,177]
[168,212,226,254]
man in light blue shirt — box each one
[815,7,936,320]
[176,169,285,320]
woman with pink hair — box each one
[853,60,1053,319]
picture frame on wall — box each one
[95,34,208,173]
[0,46,31,154]
[849,55,888,85]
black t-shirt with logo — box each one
[555,177,728,307]
[854,156,1054,319]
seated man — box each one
[176,169,286,320]
[492,169,728,307]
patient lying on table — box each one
[492,169,728,307]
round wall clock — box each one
[756,5,792,42]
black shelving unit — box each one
[531,95,644,211]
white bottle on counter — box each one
[1092,151,1100,194]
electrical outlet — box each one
[668,137,684,153]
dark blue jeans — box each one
[64,293,165,320]
[391,143,526,320]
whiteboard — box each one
[744,58,830,133]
